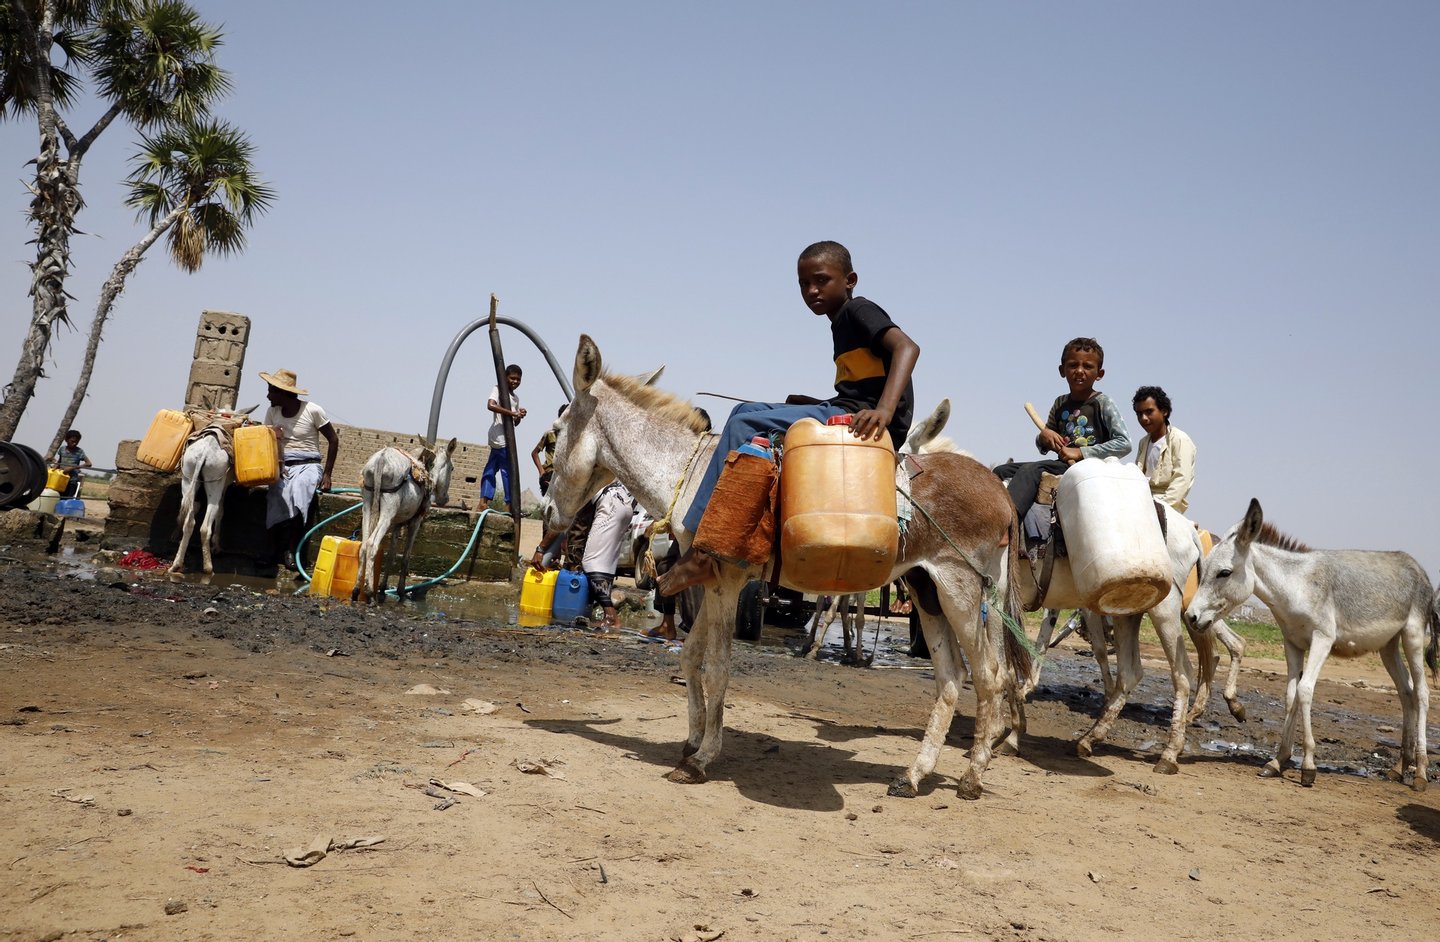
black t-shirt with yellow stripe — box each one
[824,296,913,449]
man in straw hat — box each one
[261,368,340,570]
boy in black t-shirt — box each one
[657,240,921,596]
[993,337,1132,526]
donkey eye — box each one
[1217,569,1232,579]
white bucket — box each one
[34,488,60,515]
[1054,458,1170,614]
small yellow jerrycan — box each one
[519,566,560,626]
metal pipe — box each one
[426,313,574,444]
[485,297,525,541]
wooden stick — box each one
[1024,402,1046,431]
[532,880,573,919]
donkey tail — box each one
[1425,592,1439,681]
[1002,508,1038,697]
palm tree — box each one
[0,0,235,441]
[46,118,274,454]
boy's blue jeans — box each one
[681,400,846,535]
[480,446,509,503]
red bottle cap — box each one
[750,436,770,447]
[826,414,854,426]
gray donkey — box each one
[353,438,457,603]
[1187,498,1438,790]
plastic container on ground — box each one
[551,569,590,624]
[309,535,344,597]
[54,498,85,518]
[34,487,60,515]
[779,415,899,594]
[45,468,70,493]
[1053,457,1169,614]
[519,566,560,627]
[328,538,367,600]
[137,409,192,472]
[233,424,280,487]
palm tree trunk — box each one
[0,1,83,442]
[46,206,188,458]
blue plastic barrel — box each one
[551,569,591,624]
[54,498,85,518]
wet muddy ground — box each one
[3,548,1438,941]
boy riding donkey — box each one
[655,240,920,596]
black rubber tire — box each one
[735,580,765,642]
[0,441,47,510]
[632,538,655,591]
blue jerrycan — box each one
[551,569,591,624]
[737,436,773,461]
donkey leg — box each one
[1262,642,1307,779]
[1078,613,1141,758]
[667,575,742,783]
[942,575,998,800]
[395,518,422,599]
[1185,617,1216,724]
[169,475,199,576]
[1211,618,1248,722]
[1378,637,1414,784]
[1401,614,1430,792]
[198,493,222,576]
[1292,636,1334,787]
[1149,602,1193,775]
[890,611,963,798]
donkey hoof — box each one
[1229,703,1248,723]
[1075,739,1095,758]
[1412,776,1428,794]
[994,739,1019,757]
[957,774,984,801]
[1383,765,1405,783]
[680,741,699,759]
[664,761,706,785]
[886,779,917,799]
[1153,756,1179,776]
[1258,761,1284,779]
[1300,768,1316,788]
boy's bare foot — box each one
[476,497,489,511]
[655,548,717,597]
[645,622,678,640]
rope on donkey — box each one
[640,432,710,576]
[895,484,1043,661]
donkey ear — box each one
[574,334,602,393]
[1237,498,1264,546]
[445,437,458,456]
[633,365,665,387]
[906,398,951,451]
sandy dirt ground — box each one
[2,552,1438,942]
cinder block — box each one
[193,335,247,365]
[187,360,241,387]
[186,381,238,412]
[197,310,249,341]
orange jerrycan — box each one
[779,415,899,594]
[137,409,192,472]
[233,424,280,487]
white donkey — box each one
[353,438,457,603]
[1187,498,1438,790]
[541,337,1032,800]
[168,407,256,578]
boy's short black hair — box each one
[1060,337,1104,368]
[64,429,81,440]
[505,364,523,377]
[1132,385,1172,421]
[798,240,853,273]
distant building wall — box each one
[328,424,492,498]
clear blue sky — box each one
[4,2,1437,572]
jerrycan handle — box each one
[826,414,853,426]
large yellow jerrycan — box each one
[779,415,899,594]
[233,424,281,487]
[309,535,344,597]
[137,409,192,472]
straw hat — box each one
[258,368,308,395]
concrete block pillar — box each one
[185,310,251,411]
